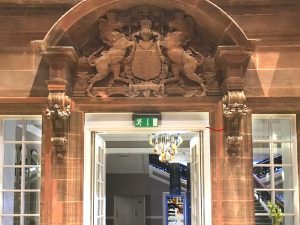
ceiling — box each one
[102,132,195,173]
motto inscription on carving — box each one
[74,6,218,97]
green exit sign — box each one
[134,117,159,127]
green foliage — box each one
[267,201,283,225]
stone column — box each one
[169,163,181,195]
[213,46,254,225]
[40,46,80,225]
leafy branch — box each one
[267,201,283,225]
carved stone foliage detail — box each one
[223,91,248,119]
[223,91,249,156]
[46,92,70,159]
[46,92,71,120]
[73,6,219,97]
[51,137,68,160]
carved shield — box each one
[132,44,162,81]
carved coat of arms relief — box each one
[75,6,218,98]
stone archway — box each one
[36,1,255,225]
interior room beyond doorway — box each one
[84,112,211,225]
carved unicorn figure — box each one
[159,31,207,96]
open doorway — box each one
[102,132,196,225]
[84,113,211,225]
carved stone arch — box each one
[44,0,251,47]
[38,0,253,99]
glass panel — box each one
[97,199,101,216]
[25,120,42,142]
[252,118,270,140]
[283,215,294,225]
[3,168,21,189]
[4,144,22,165]
[253,142,270,165]
[2,216,20,225]
[98,164,102,181]
[25,167,40,189]
[24,216,39,225]
[25,144,41,165]
[2,192,21,214]
[100,182,104,197]
[271,119,291,141]
[273,143,292,165]
[24,192,40,214]
[254,191,271,207]
[274,167,293,189]
[253,166,271,188]
[254,198,269,213]
[275,191,294,213]
[96,182,100,198]
[98,146,103,162]
[255,215,272,224]
[4,120,23,141]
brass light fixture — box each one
[149,133,183,162]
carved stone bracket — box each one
[223,91,249,156]
[45,92,70,159]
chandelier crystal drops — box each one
[149,133,183,162]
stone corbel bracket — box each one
[223,91,249,157]
[46,92,71,121]
[46,92,70,159]
[39,44,78,160]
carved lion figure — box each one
[86,11,136,97]
[159,31,207,96]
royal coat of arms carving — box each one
[74,6,219,98]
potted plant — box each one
[267,201,283,225]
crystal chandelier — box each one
[149,133,183,162]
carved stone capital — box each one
[42,46,78,68]
[51,137,68,159]
[215,46,252,91]
[46,92,71,120]
[41,45,78,94]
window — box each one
[252,115,299,225]
[0,117,42,225]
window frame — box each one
[0,116,42,225]
[252,114,299,225]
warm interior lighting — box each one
[149,133,183,162]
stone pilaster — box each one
[40,45,80,225]
[42,46,78,159]
[212,46,254,225]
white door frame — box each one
[83,112,212,225]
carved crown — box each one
[140,19,152,29]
